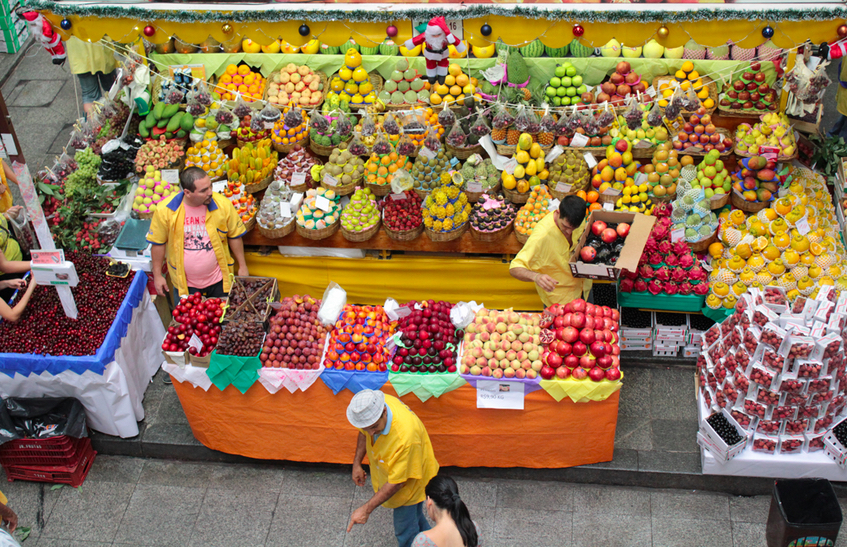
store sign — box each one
[476,380,525,410]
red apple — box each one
[564,355,580,369]
[540,365,556,380]
[580,246,597,262]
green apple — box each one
[577,84,587,95]
[565,66,577,77]
[546,86,557,97]
[552,96,562,106]
[566,87,577,97]
[561,77,572,87]
[560,96,571,106]
[572,75,583,87]
[556,87,568,97]
[554,65,566,78]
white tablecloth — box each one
[0,292,165,438]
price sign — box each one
[315,195,331,212]
[761,146,780,161]
[467,182,483,193]
[279,202,292,218]
[601,187,621,196]
[161,169,180,186]
[188,333,204,352]
[545,145,564,163]
[602,202,614,211]
[419,147,436,160]
[503,158,518,175]
[291,172,307,186]
[323,174,338,187]
[635,172,648,185]
[583,152,597,169]
[645,86,657,97]
[796,217,810,235]
[390,193,407,201]
[570,133,589,147]
[395,306,412,319]
[212,180,228,193]
[476,380,525,410]
[671,227,685,243]
[555,182,572,193]
[31,250,64,265]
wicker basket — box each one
[465,183,501,203]
[310,137,351,157]
[598,191,621,205]
[446,142,483,160]
[296,220,340,240]
[242,215,257,232]
[676,128,733,157]
[425,222,468,242]
[366,182,393,196]
[264,72,329,110]
[341,220,381,242]
[470,221,513,242]
[730,192,768,213]
[652,75,719,115]
[383,222,423,242]
[629,145,656,159]
[274,133,310,155]
[515,230,530,245]
[496,143,516,156]
[688,229,719,253]
[385,101,430,112]
[321,176,359,196]
[258,220,295,240]
[710,193,730,210]
[549,179,588,200]
[503,186,530,204]
[414,188,430,200]
[245,174,273,194]
[136,210,156,220]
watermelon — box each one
[521,39,544,58]
[360,44,380,55]
[544,44,569,57]
[346,39,360,52]
[568,39,593,58]
[321,44,340,55]
[380,40,399,56]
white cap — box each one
[347,389,385,429]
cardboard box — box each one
[683,345,701,358]
[569,211,656,281]
[653,345,678,357]
[620,327,652,339]
[621,340,652,351]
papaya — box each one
[152,101,165,120]
[165,112,184,132]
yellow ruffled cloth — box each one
[540,372,624,403]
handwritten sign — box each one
[570,133,589,147]
[279,202,292,218]
[212,180,227,193]
[545,145,563,163]
[796,217,810,235]
[419,147,436,160]
[323,174,338,187]
[583,152,597,169]
[161,169,180,186]
[315,195,331,212]
[476,380,525,409]
[291,172,307,186]
[645,86,657,97]
[555,182,572,194]
[671,226,685,243]
[188,333,204,352]
[467,182,483,193]
[390,193,407,201]
[503,158,518,175]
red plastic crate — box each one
[4,441,95,487]
[0,436,88,467]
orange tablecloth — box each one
[171,379,620,468]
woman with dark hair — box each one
[412,475,480,547]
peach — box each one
[469,365,481,375]
[504,368,515,378]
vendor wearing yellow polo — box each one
[509,195,592,307]
[147,167,248,299]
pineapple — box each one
[538,132,554,146]
[507,129,520,146]
[522,87,532,102]
[492,127,507,142]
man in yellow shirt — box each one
[510,195,592,307]
[346,389,439,547]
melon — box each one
[404,90,417,103]
[758,40,783,62]
[384,80,398,93]
[544,44,569,57]
[622,45,642,58]
[642,39,664,59]
[569,39,593,58]
[682,39,706,60]
[664,45,684,59]
[600,38,621,58]
[390,91,405,104]
[472,44,496,59]
[398,81,410,93]
[417,90,429,103]
[521,39,545,57]
[707,42,730,60]
[730,42,757,61]
[378,90,392,103]
[360,44,380,55]
[396,58,410,72]
[380,40,399,56]
[411,79,425,92]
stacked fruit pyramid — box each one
[591,140,651,213]
[296,187,341,231]
[430,64,477,107]
[391,300,462,374]
[217,64,266,102]
[719,61,778,113]
[422,179,471,233]
[611,108,670,149]
[185,133,228,179]
[657,60,712,110]
[133,166,177,216]
[693,149,731,198]
[543,61,588,108]
[673,110,734,153]
[267,63,324,108]
[641,143,684,201]
[514,185,553,240]
[272,107,310,148]
[326,49,377,108]
[379,58,429,106]
[501,134,548,194]
[459,307,544,379]
[735,112,796,157]
[669,187,720,245]
[412,155,453,193]
[322,305,394,372]
[227,139,277,188]
[731,155,788,205]
[704,168,847,309]
[547,151,590,194]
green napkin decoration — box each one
[207,351,262,394]
[389,373,466,403]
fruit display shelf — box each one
[617,291,706,313]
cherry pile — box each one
[392,300,461,374]
[0,253,133,356]
[380,191,422,232]
[261,295,327,369]
[707,413,743,446]
[216,320,264,357]
[620,308,651,329]
[162,294,225,357]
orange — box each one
[456,74,469,88]
[219,74,232,84]
[589,203,602,212]
[445,75,456,87]
[586,191,599,203]
[237,65,250,76]
[225,64,238,76]
[450,86,461,96]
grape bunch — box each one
[65,148,102,200]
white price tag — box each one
[545,145,564,163]
[323,174,338,187]
[555,182,572,193]
[419,147,436,160]
[503,158,518,175]
[390,193,407,201]
[646,86,657,97]
[548,198,560,211]
[635,173,648,185]
[315,195,331,212]
[291,172,307,186]
[476,380,525,410]
[671,227,685,243]
[279,202,292,218]
[467,182,483,193]
[188,333,204,352]
[396,306,412,318]
[212,180,228,193]
[796,217,811,235]
[584,152,597,169]
[161,169,180,186]
[602,202,614,211]
[570,133,589,147]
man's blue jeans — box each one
[393,501,430,547]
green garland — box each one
[24,0,847,25]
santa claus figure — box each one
[20,11,66,65]
[404,17,465,85]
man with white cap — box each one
[346,389,439,547]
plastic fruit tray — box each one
[0,435,89,467]
[3,439,95,487]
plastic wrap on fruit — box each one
[360,110,376,138]
[665,87,684,120]
[469,110,491,138]
[514,104,540,133]
[623,97,642,131]
[491,103,514,130]
[284,106,304,128]
[539,107,557,133]
[68,127,88,149]
[186,100,205,117]
[334,112,353,137]
[164,87,185,105]
[646,100,663,127]
[580,109,599,136]
[446,120,467,148]
[310,111,331,133]
[684,85,701,111]
[390,168,413,193]
[396,132,416,157]
[214,107,235,126]
[193,80,213,106]
[383,112,401,136]
[232,93,253,119]
[555,109,573,136]
[438,102,456,128]
[372,131,392,155]
[249,115,265,133]
[348,132,368,156]
[595,103,615,128]
[423,127,441,152]
[259,103,281,125]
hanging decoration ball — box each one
[298,24,310,37]
[838,24,847,38]
[762,25,774,39]
[657,25,669,39]
[221,23,233,35]
[60,18,71,30]
[481,23,492,37]
[572,24,584,38]
[386,25,398,38]
[143,25,155,37]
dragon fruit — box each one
[648,280,663,295]
[672,241,689,256]
[658,241,673,255]
[643,237,659,255]
[679,282,694,295]
[655,266,672,282]
[689,265,707,282]
[638,253,649,267]
[678,252,695,270]
[653,202,673,218]
[623,268,638,280]
[619,278,634,293]
[639,265,655,280]
[659,217,673,229]
[634,279,649,293]
[665,254,679,267]
[652,224,669,242]
[693,282,710,295]
[671,268,688,284]
[649,253,663,266]
[664,283,679,296]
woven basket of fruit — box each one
[734,145,797,163]
[515,230,530,245]
[413,188,431,199]
[730,191,769,213]
[384,223,423,241]
[321,177,357,196]
[597,191,619,205]
[688,229,718,253]
[311,137,350,157]
[242,215,257,232]
[245,173,273,194]
[446,142,483,161]
[263,70,328,111]
[365,182,392,197]
[710,193,730,210]
[258,219,295,240]
[274,133,310,155]
[296,218,340,240]
[341,219,381,242]
[465,183,501,204]
[425,221,468,242]
[550,179,588,200]
[470,221,513,243]
[503,186,530,204]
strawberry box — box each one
[771,405,797,421]
[763,286,788,313]
[730,409,754,430]
[756,418,781,435]
[761,322,787,350]
[779,334,814,362]
[783,418,809,435]
[823,416,847,467]
[814,334,842,363]
[778,434,805,455]
[751,432,778,454]
[807,433,826,453]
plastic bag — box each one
[250,115,265,133]
[232,93,253,119]
[284,105,304,128]
[186,94,206,117]
[580,108,599,136]
[450,301,484,329]
[446,120,467,148]
[390,168,413,193]
[318,282,347,326]
[334,111,353,138]
[213,106,236,127]
[492,103,514,131]
[539,107,557,133]
[348,131,368,156]
[438,102,456,128]
[311,111,331,133]
[396,131,416,156]
[163,86,184,106]
[423,127,442,152]
[665,86,685,120]
[514,104,539,133]
[555,108,573,136]
[383,112,401,136]
[0,397,89,445]
[360,110,377,138]
[194,80,213,106]
[372,131,393,155]
[9,211,37,254]
[259,103,281,129]
[469,110,491,138]
[622,96,643,130]
[646,100,664,127]
[684,85,701,111]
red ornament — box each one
[143,25,155,37]
[572,24,584,38]
[387,25,398,38]
[838,24,847,38]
